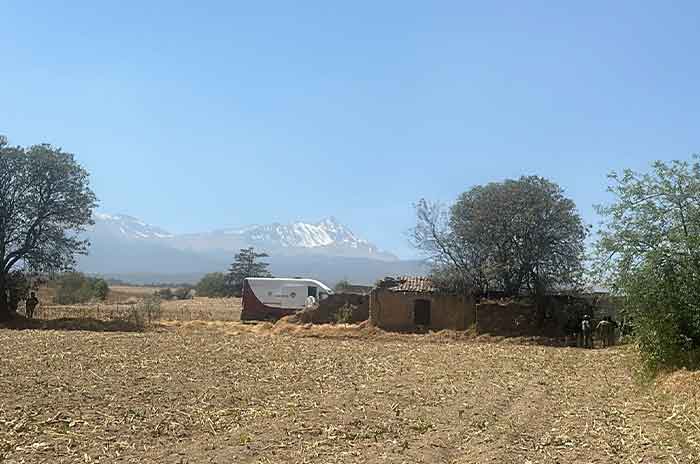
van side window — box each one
[307,286,318,298]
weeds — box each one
[334,304,354,324]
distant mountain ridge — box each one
[78,214,425,285]
[93,213,174,239]
[170,216,396,260]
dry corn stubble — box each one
[0,309,698,463]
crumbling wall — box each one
[476,296,592,337]
[286,293,368,324]
[475,301,539,336]
[370,290,474,331]
[369,291,412,329]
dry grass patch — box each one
[34,297,241,323]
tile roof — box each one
[383,276,437,293]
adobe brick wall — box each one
[475,296,595,337]
[475,301,540,336]
[289,293,369,324]
[369,290,474,331]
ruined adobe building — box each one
[368,276,618,335]
[369,277,475,331]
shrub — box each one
[140,295,162,324]
[622,257,700,370]
[173,287,192,300]
[122,295,162,329]
[334,304,354,324]
[156,288,174,300]
[92,279,110,301]
[54,273,110,305]
[195,272,231,297]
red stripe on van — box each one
[241,279,297,321]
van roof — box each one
[244,277,332,292]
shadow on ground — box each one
[0,315,146,333]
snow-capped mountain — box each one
[92,213,174,240]
[88,213,397,260]
[79,213,424,284]
[210,217,385,255]
[221,217,364,248]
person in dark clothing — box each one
[25,292,39,319]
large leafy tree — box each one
[0,137,97,319]
[226,247,272,296]
[413,176,587,297]
[595,158,700,369]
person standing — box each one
[581,314,593,349]
[596,319,612,347]
[25,292,39,319]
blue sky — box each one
[1,1,698,258]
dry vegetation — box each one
[34,297,242,323]
[158,298,242,322]
[1,316,699,463]
[34,284,241,322]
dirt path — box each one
[0,323,697,463]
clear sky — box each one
[1,1,698,258]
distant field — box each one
[108,285,165,301]
[37,284,167,305]
[30,283,241,322]
[0,321,697,463]
[35,297,242,322]
[160,297,242,321]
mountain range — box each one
[78,214,427,285]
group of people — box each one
[580,314,618,349]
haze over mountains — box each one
[79,214,426,285]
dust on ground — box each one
[0,321,698,463]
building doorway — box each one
[414,299,431,326]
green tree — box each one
[226,248,272,297]
[54,273,109,305]
[595,158,700,370]
[0,138,97,319]
[195,272,231,297]
[412,176,587,297]
[91,278,110,301]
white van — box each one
[241,277,333,321]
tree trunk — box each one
[0,275,11,321]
